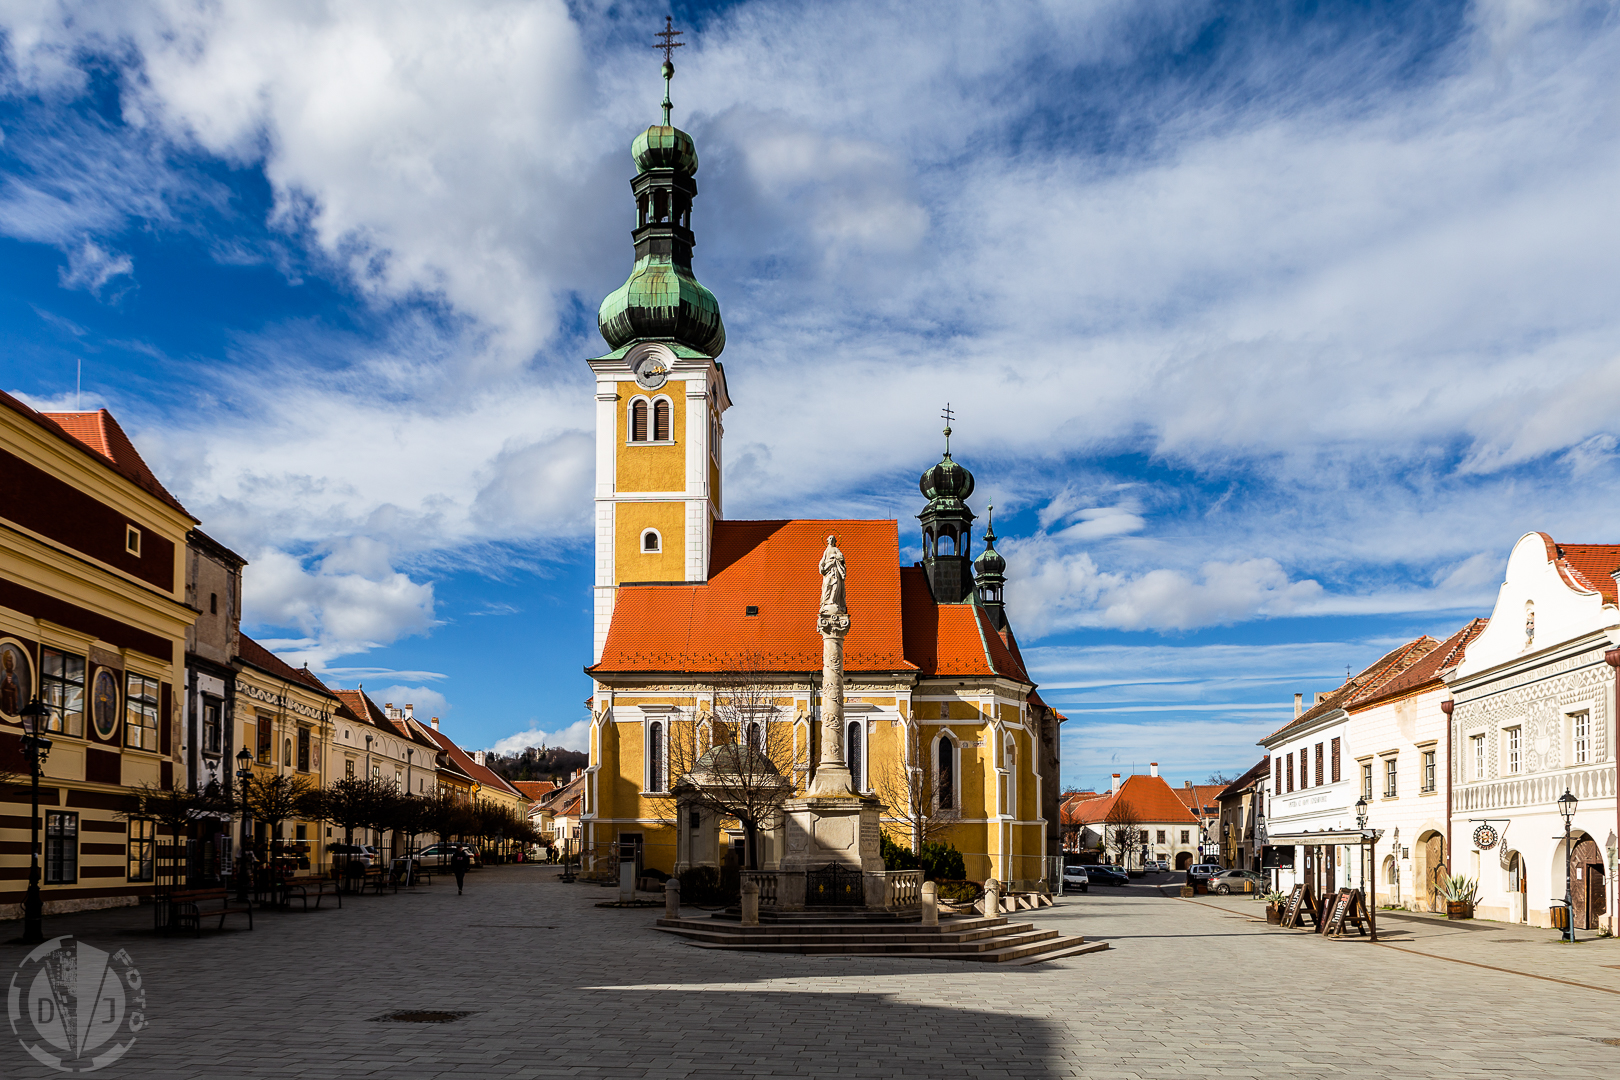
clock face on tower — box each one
[629,344,673,390]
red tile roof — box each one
[421,727,525,800]
[237,634,338,699]
[593,520,1030,683]
[1531,533,1620,604]
[513,781,556,801]
[1349,619,1488,710]
[1261,636,1439,745]
[0,391,193,518]
[1215,756,1271,802]
[1063,774,1200,826]
[1173,784,1227,816]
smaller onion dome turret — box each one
[975,505,1008,630]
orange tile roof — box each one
[421,727,525,799]
[1529,533,1620,604]
[1063,775,1200,826]
[513,781,556,801]
[0,391,194,518]
[1173,784,1227,815]
[593,520,1034,684]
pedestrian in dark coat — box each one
[451,848,470,894]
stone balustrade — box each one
[742,870,780,908]
[882,870,922,909]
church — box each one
[579,55,1062,889]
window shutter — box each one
[653,400,671,441]
[1314,743,1324,786]
[631,401,648,441]
[1331,737,1341,783]
[1286,753,1294,793]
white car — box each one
[1061,866,1089,894]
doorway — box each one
[1175,851,1193,870]
[1507,852,1526,923]
[1572,836,1605,930]
[1417,831,1446,913]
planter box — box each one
[1446,901,1474,920]
[1265,906,1282,924]
[1180,885,1194,898]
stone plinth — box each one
[777,793,886,909]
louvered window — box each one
[1286,753,1294,793]
[1330,737,1341,783]
[653,399,671,441]
[1275,756,1283,794]
[631,400,648,441]
[1314,743,1324,786]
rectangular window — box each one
[125,524,141,555]
[1506,727,1522,774]
[124,672,159,751]
[46,811,79,884]
[1330,738,1341,783]
[1315,743,1324,786]
[255,716,272,764]
[648,720,666,792]
[1156,830,1166,844]
[1384,757,1398,798]
[1180,830,1189,844]
[1473,735,1485,780]
[296,824,307,841]
[297,728,311,772]
[1362,762,1373,801]
[1274,756,1283,795]
[41,647,86,737]
[345,759,355,779]
[1573,712,1590,765]
[202,698,222,755]
[1299,752,1308,790]
[1286,753,1295,793]
[127,818,155,882]
[1422,750,1436,793]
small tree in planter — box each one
[1440,872,1478,919]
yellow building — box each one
[1,394,198,917]
[580,74,1061,888]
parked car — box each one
[328,843,380,868]
[1188,863,1222,880]
[418,843,483,868]
[1088,865,1130,886]
[1061,865,1089,894]
[1209,869,1264,895]
[1145,859,1170,873]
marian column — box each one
[809,535,855,796]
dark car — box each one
[1088,865,1130,886]
[1209,869,1264,895]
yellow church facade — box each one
[579,66,1061,889]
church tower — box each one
[589,36,729,663]
[917,413,977,603]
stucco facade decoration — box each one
[1444,533,1620,933]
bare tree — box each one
[1206,771,1238,786]
[117,781,230,890]
[655,668,798,871]
[1104,800,1143,869]
[246,774,316,865]
[871,721,958,855]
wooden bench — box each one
[280,877,339,910]
[169,888,253,937]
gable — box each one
[1456,532,1620,678]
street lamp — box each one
[1558,787,1578,943]
[235,747,253,904]
[18,697,53,945]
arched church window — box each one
[642,529,661,553]
[653,399,671,441]
[936,735,955,810]
[631,400,649,442]
[745,721,762,753]
[847,720,863,791]
[648,721,665,792]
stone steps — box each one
[653,914,1101,964]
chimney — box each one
[431,716,439,731]
[1111,773,1121,795]
[1149,762,1158,778]
[1294,693,1303,718]
[1185,780,1191,789]
[406,704,414,720]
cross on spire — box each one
[653,16,685,63]
[941,403,954,455]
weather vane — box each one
[653,17,685,125]
[941,403,954,454]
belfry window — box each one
[653,399,671,441]
[642,529,661,553]
[631,400,649,441]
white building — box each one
[1261,639,1436,901]
[1344,621,1486,912]
[1444,533,1619,932]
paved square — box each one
[4,868,1620,1079]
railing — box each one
[742,870,779,908]
[1453,765,1616,814]
[882,870,922,909]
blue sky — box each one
[4,1,1619,791]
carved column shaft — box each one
[810,611,853,796]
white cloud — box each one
[487,719,591,756]
[57,238,133,294]
[370,685,450,722]
[244,548,435,668]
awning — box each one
[1267,829,1383,845]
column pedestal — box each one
[777,794,886,909]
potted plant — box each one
[1441,872,1478,919]
[1261,889,1287,924]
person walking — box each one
[450,847,470,895]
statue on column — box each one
[819,535,846,615]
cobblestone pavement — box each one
[4,867,1620,1079]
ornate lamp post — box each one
[235,746,253,903]
[1558,787,1578,943]
[18,697,53,945]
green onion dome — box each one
[598,262,726,356]
[919,452,975,506]
[633,125,699,175]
